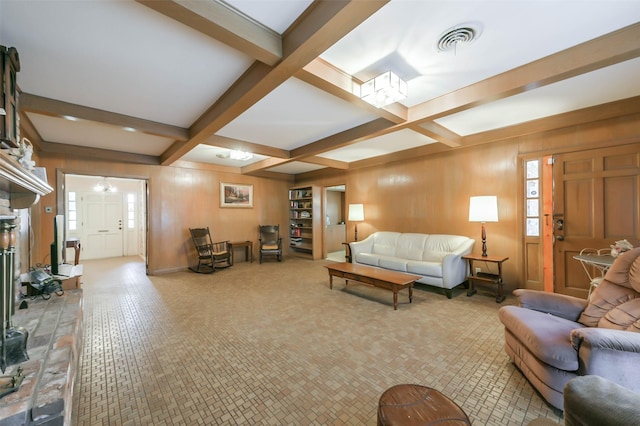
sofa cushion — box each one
[499,305,583,371]
[406,260,443,278]
[371,232,400,257]
[378,256,408,272]
[395,233,428,261]
[424,234,470,253]
[357,252,380,267]
[421,251,448,263]
[598,298,640,331]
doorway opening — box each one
[62,174,147,267]
[324,185,346,262]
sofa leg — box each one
[444,289,453,299]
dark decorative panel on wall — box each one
[0,46,20,148]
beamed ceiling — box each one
[2,0,640,179]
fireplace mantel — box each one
[0,149,52,208]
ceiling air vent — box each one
[436,24,481,53]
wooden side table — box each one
[463,254,509,303]
[229,241,253,264]
[65,238,81,265]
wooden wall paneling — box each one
[520,154,545,292]
[542,155,554,293]
[34,154,291,274]
[525,241,542,290]
[297,139,522,291]
[26,111,640,291]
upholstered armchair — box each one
[498,247,640,410]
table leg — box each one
[409,284,413,303]
[329,274,333,289]
[466,259,476,297]
[393,291,398,310]
[496,278,505,303]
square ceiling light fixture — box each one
[359,71,408,108]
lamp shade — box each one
[469,196,498,222]
[348,204,365,221]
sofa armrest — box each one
[564,375,640,426]
[349,235,374,264]
[513,289,587,321]
[571,327,640,353]
[441,252,467,288]
[571,328,640,392]
[440,238,474,288]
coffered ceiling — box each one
[1,0,639,178]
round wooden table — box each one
[377,384,471,426]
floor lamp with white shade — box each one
[348,204,364,241]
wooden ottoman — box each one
[377,384,471,426]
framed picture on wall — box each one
[220,182,253,208]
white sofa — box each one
[349,232,475,298]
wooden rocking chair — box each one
[188,227,231,273]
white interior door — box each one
[82,192,124,259]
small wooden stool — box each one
[377,384,471,426]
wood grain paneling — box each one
[27,112,640,292]
[33,154,292,274]
[298,140,521,289]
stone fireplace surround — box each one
[0,150,83,425]
[0,290,83,425]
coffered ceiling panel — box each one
[318,128,436,162]
[2,0,253,127]
[216,77,378,150]
[1,0,639,176]
[180,144,269,167]
[26,113,175,156]
[435,57,640,136]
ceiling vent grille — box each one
[436,24,480,53]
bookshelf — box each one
[289,185,321,259]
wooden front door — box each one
[553,144,640,298]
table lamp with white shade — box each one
[468,196,498,257]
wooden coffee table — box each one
[325,262,421,310]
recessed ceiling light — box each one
[123,127,136,132]
[230,150,253,161]
[62,115,79,121]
